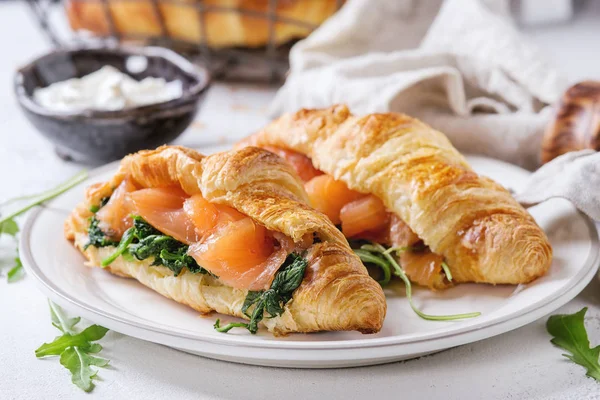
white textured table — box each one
[1,2,599,399]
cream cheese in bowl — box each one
[33,65,184,112]
[15,45,210,163]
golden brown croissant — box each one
[65,145,386,335]
[66,0,341,49]
[237,105,553,286]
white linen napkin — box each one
[269,0,600,221]
[515,150,600,221]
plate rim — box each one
[19,155,600,352]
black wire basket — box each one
[25,0,344,82]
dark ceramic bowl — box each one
[14,45,210,163]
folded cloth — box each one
[271,0,567,169]
[515,150,600,221]
[270,0,599,220]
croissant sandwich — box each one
[237,105,553,290]
[65,145,386,335]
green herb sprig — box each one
[100,216,206,276]
[215,253,308,334]
[35,301,110,392]
[353,241,480,321]
[0,219,22,282]
[547,307,600,381]
[7,254,24,282]
[441,261,453,282]
[0,170,87,282]
[0,170,87,226]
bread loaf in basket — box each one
[66,0,341,48]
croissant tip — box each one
[336,276,387,334]
[356,309,386,334]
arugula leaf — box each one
[36,324,109,357]
[0,218,22,283]
[0,170,87,227]
[353,248,391,286]
[100,216,206,276]
[85,343,103,354]
[352,242,480,321]
[216,253,308,334]
[36,302,110,392]
[7,256,24,283]
[60,347,109,392]
[0,218,19,237]
[547,307,600,381]
[49,301,80,334]
[0,172,87,283]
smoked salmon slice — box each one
[340,195,389,238]
[263,146,323,182]
[387,216,449,289]
[101,184,299,291]
[128,187,200,244]
[129,188,281,289]
[96,179,137,238]
[399,249,448,290]
[304,175,364,224]
[187,217,278,290]
[388,215,420,248]
[183,195,219,234]
[215,204,247,225]
[182,194,247,233]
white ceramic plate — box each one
[20,148,599,368]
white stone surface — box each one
[1,2,599,399]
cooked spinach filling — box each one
[84,196,117,250]
[86,195,206,276]
[84,216,119,250]
[214,252,308,334]
[99,216,207,277]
